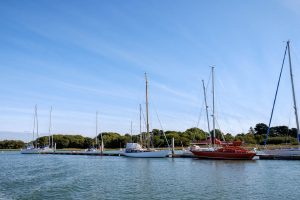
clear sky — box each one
[1,0,300,141]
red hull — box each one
[191,147,256,160]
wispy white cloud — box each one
[279,0,300,16]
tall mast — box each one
[100,134,104,153]
[130,120,133,142]
[51,107,53,148]
[287,41,300,144]
[145,72,150,149]
[139,104,142,145]
[32,105,36,147]
[49,106,52,147]
[202,80,211,139]
[96,111,98,148]
[35,105,39,147]
[98,113,104,153]
[212,67,215,146]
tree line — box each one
[0,140,25,149]
[0,123,298,149]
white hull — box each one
[123,150,170,158]
[21,148,41,154]
[260,148,300,156]
[182,146,214,156]
[40,148,54,153]
[21,147,54,154]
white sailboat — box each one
[99,111,104,154]
[21,105,41,154]
[85,111,104,153]
[260,41,300,158]
[123,73,170,158]
[40,106,54,153]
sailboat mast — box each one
[32,105,36,147]
[287,41,300,144]
[130,120,133,142]
[99,113,104,153]
[145,73,150,149]
[49,106,52,147]
[212,67,216,146]
[202,80,211,138]
[35,105,39,147]
[51,108,53,148]
[96,111,98,148]
[139,104,142,145]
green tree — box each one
[36,136,49,147]
[102,132,123,148]
[54,135,70,148]
[270,126,289,137]
[210,129,223,140]
[289,128,298,138]
[185,127,207,141]
[254,123,268,135]
[0,140,25,149]
[224,133,234,142]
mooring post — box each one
[172,137,175,156]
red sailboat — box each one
[191,139,256,160]
[191,67,256,160]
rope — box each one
[215,118,225,141]
[140,105,147,146]
[195,71,212,140]
[290,44,300,144]
[152,103,170,148]
[287,104,293,144]
[196,100,205,128]
[264,43,288,146]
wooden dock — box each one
[36,150,197,158]
[258,154,300,160]
[30,151,300,160]
[40,151,123,156]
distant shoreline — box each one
[1,145,299,152]
[0,149,20,151]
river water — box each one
[0,151,299,200]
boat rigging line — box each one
[264,43,288,146]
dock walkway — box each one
[37,150,197,158]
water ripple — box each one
[0,152,300,200]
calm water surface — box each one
[0,151,299,200]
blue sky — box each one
[1,0,300,141]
